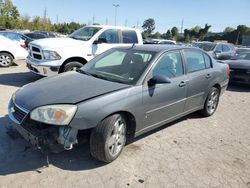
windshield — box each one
[69,27,101,41]
[236,52,250,60]
[81,49,156,85]
[197,43,216,52]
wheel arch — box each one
[212,83,221,94]
[0,51,15,59]
[102,111,137,137]
[59,56,87,73]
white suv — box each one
[26,25,143,76]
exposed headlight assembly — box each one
[43,50,61,60]
[30,105,77,126]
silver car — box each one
[8,45,229,162]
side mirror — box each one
[93,38,107,44]
[148,75,171,86]
[214,50,222,58]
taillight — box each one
[227,65,230,77]
[20,44,27,49]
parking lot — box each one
[0,60,250,188]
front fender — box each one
[69,86,143,131]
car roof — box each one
[87,25,140,31]
[115,44,197,53]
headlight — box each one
[30,105,77,126]
[43,50,61,60]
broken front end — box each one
[8,99,79,153]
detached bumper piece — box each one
[11,120,62,153]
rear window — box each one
[184,50,206,73]
[122,30,138,43]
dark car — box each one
[235,48,250,56]
[0,31,32,48]
[195,42,236,60]
[34,31,57,38]
[224,52,250,85]
[8,45,229,163]
[24,32,47,40]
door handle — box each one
[206,74,212,79]
[179,81,186,87]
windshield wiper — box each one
[76,69,92,76]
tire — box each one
[63,61,83,72]
[0,52,14,67]
[201,87,220,117]
[90,114,127,163]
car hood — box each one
[224,60,250,69]
[29,37,85,49]
[14,72,130,111]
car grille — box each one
[29,45,43,60]
[12,103,28,123]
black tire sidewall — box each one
[63,61,83,72]
[90,114,127,163]
[0,53,14,67]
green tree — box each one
[171,26,178,40]
[142,18,155,35]
[0,0,20,29]
[151,31,162,39]
[224,27,235,33]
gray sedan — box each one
[8,45,229,162]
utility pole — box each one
[181,18,184,34]
[43,8,47,20]
[56,15,59,24]
[113,4,120,26]
[125,19,128,27]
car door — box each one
[183,49,213,112]
[92,29,122,56]
[142,50,187,129]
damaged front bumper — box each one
[8,100,78,153]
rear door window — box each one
[184,50,206,73]
[122,30,138,43]
[203,54,212,68]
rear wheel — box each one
[90,114,126,163]
[201,87,220,117]
[63,61,83,72]
[0,53,14,67]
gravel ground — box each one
[0,61,250,188]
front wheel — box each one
[0,53,14,67]
[201,87,220,117]
[63,61,83,72]
[90,114,127,163]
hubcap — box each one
[107,118,126,157]
[70,67,78,71]
[0,55,11,66]
[207,90,219,114]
